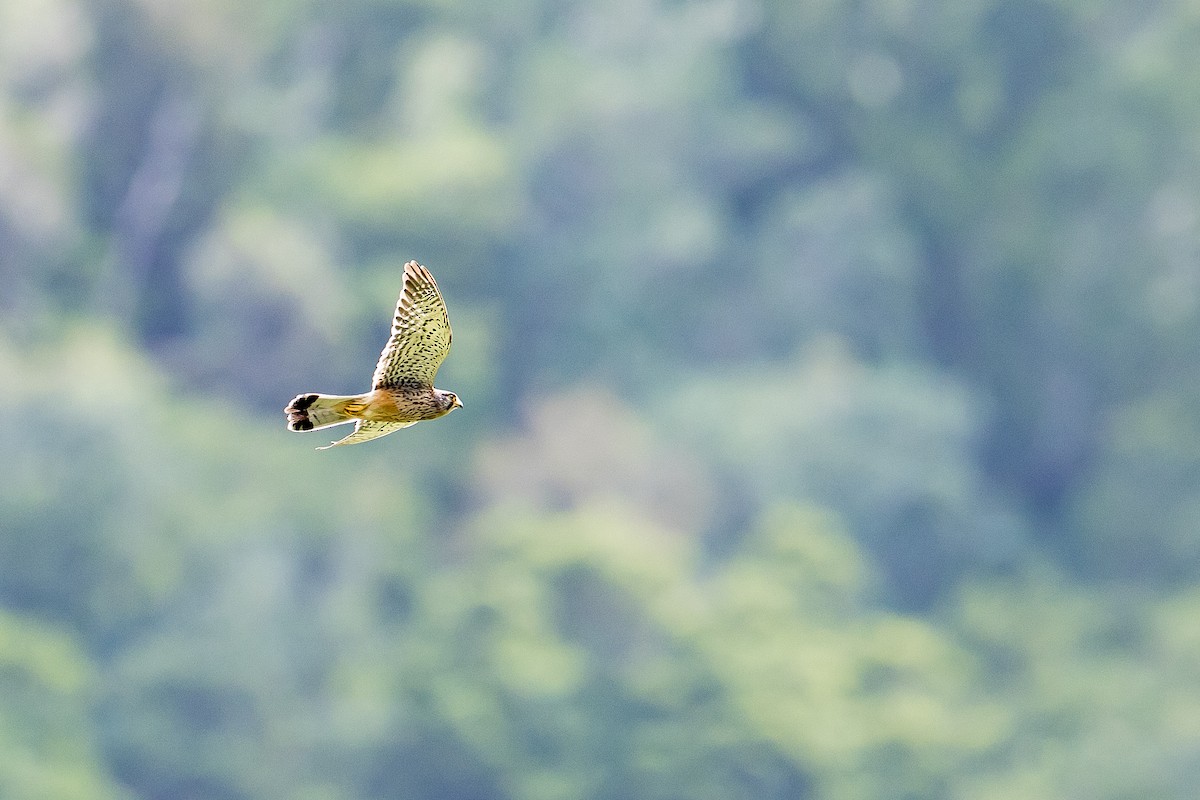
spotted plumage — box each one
[284,261,462,449]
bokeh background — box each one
[3,0,1200,797]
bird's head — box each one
[437,390,463,413]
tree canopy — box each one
[2,0,1199,797]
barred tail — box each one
[285,393,361,432]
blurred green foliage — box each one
[2,0,1200,797]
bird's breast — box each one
[362,388,445,422]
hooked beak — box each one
[453,396,464,409]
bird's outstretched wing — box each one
[371,261,453,390]
[317,420,415,450]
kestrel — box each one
[285,260,462,449]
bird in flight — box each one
[285,260,462,449]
